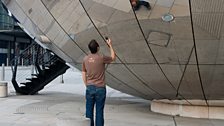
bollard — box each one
[6,58,9,66]
[0,64,5,81]
[31,65,34,75]
[22,58,24,66]
[0,82,8,97]
[60,75,64,83]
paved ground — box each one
[0,67,224,126]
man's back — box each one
[83,54,112,87]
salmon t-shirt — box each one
[82,53,113,87]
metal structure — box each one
[11,42,69,94]
[1,0,224,106]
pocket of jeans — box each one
[96,88,106,98]
[86,89,92,98]
[86,88,96,99]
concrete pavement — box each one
[0,67,223,126]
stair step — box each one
[26,78,32,81]
[26,78,40,81]
[44,67,50,70]
[20,82,32,86]
[20,83,27,85]
[14,58,69,95]
[44,64,51,68]
[31,74,38,77]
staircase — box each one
[11,43,69,95]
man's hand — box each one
[106,38,112,47]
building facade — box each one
[0,2,32,65]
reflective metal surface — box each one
[2,0,224,105]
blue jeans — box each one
[134,1,151,10]
[86,85,106,126]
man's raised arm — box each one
[106,38,116,61]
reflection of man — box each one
[82,39,116,126]
[131,0,151,11]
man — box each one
[82,38,116,126]
[131,0,151,11]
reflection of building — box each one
[0,3,32,65]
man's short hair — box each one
[88,39,99,54]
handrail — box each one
[10,42,59,87]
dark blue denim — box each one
[134,1,151,10]
[86,85,106,126]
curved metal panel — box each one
[2,0,224,102]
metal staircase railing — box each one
[10,42,69,94]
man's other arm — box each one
[82,72,87,86]
[82,62,87,86]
